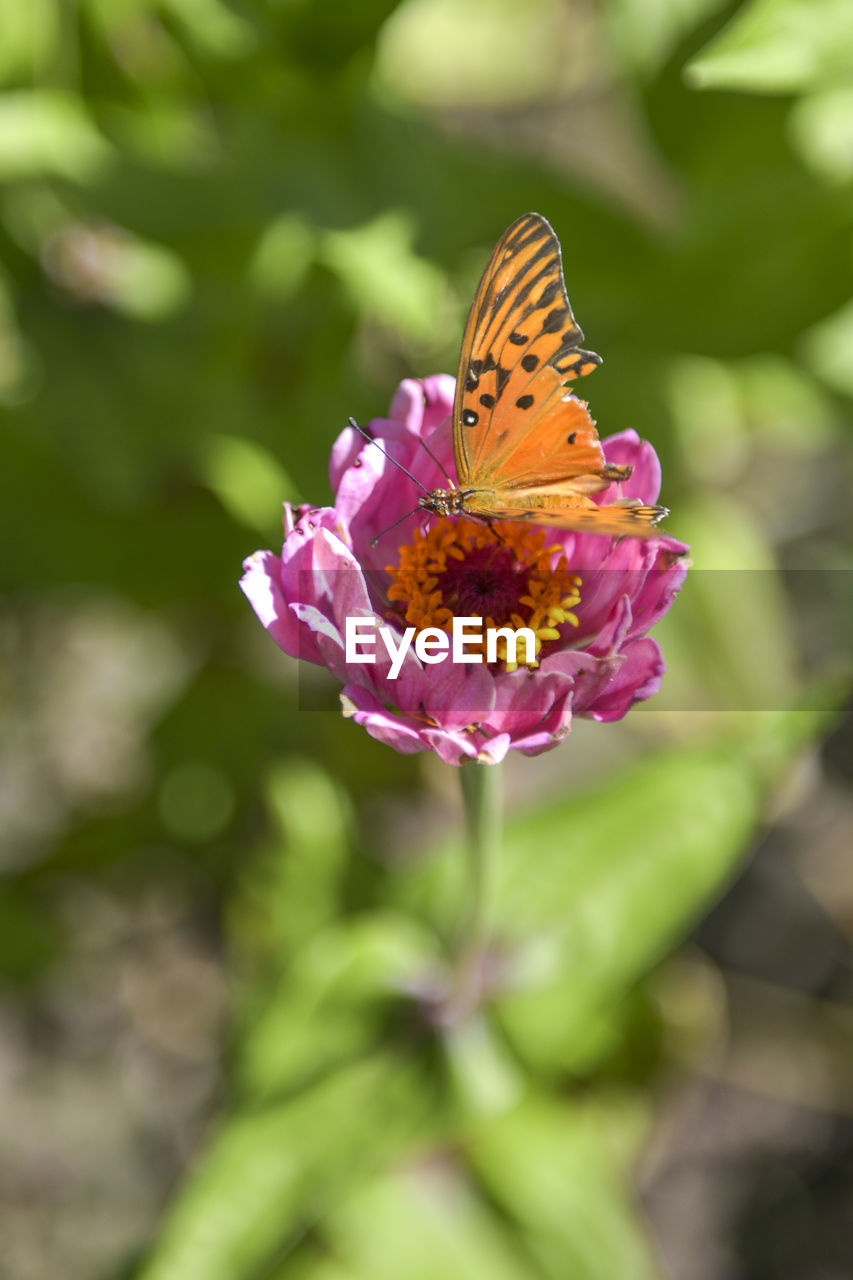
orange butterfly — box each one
[421,212,667,537]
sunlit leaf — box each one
[0,0,58,84]
[105,101,220,170]
[686,0,853,93]
[251,214,316,300]
[667,355,750,485]
[492,742,759,1072]
[468,1096,661,1280]
[162,0,257,58]
[199,433,299,532]
[326,1162,540,1280]
[321,212,446,343]
[735,353,838,449]
[652,497,799,713]
[235,913,441,1100]
[107,235,192,319]
[494,715,827,1073]
[789,85,853,183]
[136,1055,428,1280]
[801,296,853,398]
[605,0,728,77]
[375,0,570,107]
[0,92,112,181]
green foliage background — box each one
[0,1,851,1277]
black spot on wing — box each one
[516,394,534,410]
[479,392,495,409]
[542,307,569,334]
[536,279,559,309]
[462,409,479,427]
[521,353,538,372]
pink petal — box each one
[511,690,574,756]
[340,684,430,755]
[577,637,666,721]
[421,661,497,730]
[241,548,308,659]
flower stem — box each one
[450,761,502,1014]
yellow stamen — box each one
[386,516,581,672]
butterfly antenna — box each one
[416,434,454,486]
[370,504,422,548]
[348,417,430,495]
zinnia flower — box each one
[241,376,688,766]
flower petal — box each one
[576,637,666,721]
[241,548,306,658]
[340,684,430,755]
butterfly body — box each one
[421,212,668,539]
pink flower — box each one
[241,377,689,766]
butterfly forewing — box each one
[453,213,604,490]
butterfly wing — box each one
[452,213,622,495]
[463,488,669,538]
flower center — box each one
[386,517,581,670]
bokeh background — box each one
[1,1,851,1278]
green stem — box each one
[454,760,502,977]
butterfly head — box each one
[418,488,470,518]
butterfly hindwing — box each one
[462,490,668,538]
[453,213,605,491]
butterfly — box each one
[354,213,668,540]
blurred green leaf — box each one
[228,760,350,965]
[105,234,193,320]
[789,85,853,183]
[654,497,799,713]
[396,719,819,1076]
[136,1054,429,1280]
[0,91,112,181]
[251,214,316,301]
[468,1096,661,1280]
[801,295,853,397]
[0,0,58,84]
[325,1161,540,1280]
[161,0,257,58]
[667,355,750,485]
[492,740,761,1072]
[605,0,728,77]
[105,101,220,171]
[235,912,441,1100]
[199,433,298,531]
[735,353,838,449]
[376,0,571,108]
[320,212,446,342]
[686,0,853,93]
[441,1016,525,1118]
[0,272,38,403]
